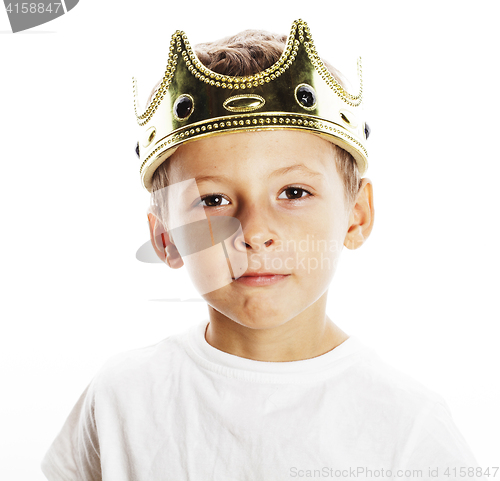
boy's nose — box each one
[241,237,274,250]
[232,202,278,251]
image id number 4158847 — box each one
[5,3,62,13]
[442,467,499,478]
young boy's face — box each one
[160,130,369,331]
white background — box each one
[1,0,499,479]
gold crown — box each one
[133,19,369,192]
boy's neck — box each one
[205,294,349,362]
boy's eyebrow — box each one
[194,164,323,184]
[269,164,324,179]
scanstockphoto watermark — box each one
[247,234,343,274]
[139,180,346,298]
[290,467,423,479]
[289,466,499,478]
[248,251,336,274]
[247,235,343,254]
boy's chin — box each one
[204,295,297,331]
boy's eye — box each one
[198,187,311,207]
[199,194,230,207]
[278,186,312,200]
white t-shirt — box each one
[41,320,479,480]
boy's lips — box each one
[240,271,287,277]
[231,272,291,287]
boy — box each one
[41,19,480,480]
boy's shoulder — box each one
[346,337,448,414]
[90,325,192,392]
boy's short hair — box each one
[149,29,361,210]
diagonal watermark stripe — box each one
[3,0,79,33]
[142,178,248,297]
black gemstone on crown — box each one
[135,142,140,158]
[296,84,317,109]
[364,123,371,139]
[174,95,194,120]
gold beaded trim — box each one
[139,113,368,175]
[133,19,362,126]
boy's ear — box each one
[146,207,184,268]
[344,178,374,250]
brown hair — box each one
[149,29,361,209]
